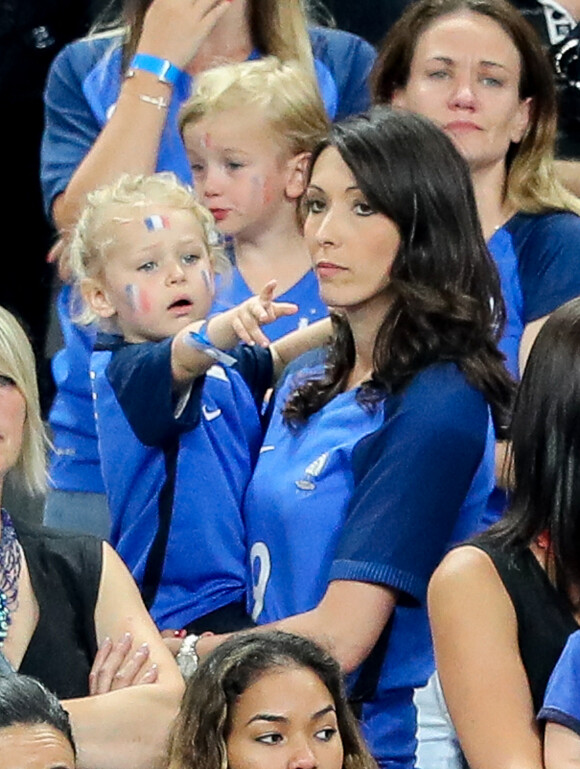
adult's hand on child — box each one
[231,280,298,348]
[138,0,235,71]
[89,633,158,694]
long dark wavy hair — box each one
[484,297,580,605]
[284,108,514,430]
[165,631,377,769]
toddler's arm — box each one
[171,280,297,386]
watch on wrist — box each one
[176,633,200,678]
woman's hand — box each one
[138,0,235,71]
[89,632,159,694]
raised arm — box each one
[171,280,300,386]
[62,544,184,769]
[428,546,544,769]
[51,0,232,231]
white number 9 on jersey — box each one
[250,542,271,621]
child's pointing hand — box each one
[231,280,297,348]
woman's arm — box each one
[428,546,543,769]
[545,723,580,769]
[51,0,232,231]
[62,543,184,769]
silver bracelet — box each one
[138,93,169,110]
[176,633,200,678]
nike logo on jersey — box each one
[202,405,222,422]
[259,445,275,454]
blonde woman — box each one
[0,306,183,769]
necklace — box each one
[0,510,21,647]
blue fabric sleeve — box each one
[539,630,580,736]
[309,26,376,120]
[41,37,109,219]
[513,212,580,323]
[329,365,489,602]
[229,344,274,406]
[106,338,272,445]
[106,338,202,446]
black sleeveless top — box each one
[14,518,102,699]
[471,537,579,712]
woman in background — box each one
[429,297,580,769]
[0,305,183,769]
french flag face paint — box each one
[125,284,151,314]
[144,214,170,231]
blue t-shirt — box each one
[91,333,272,630]
[244,362,495,769]
[539,629,580,736]
[483,210,580,527]
[41,26,374,495]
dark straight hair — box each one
[286,107,514,429]
[487,297,580,603]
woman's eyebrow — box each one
[247,713,289,725]
[312,704,337,720]
[247,704,336,726]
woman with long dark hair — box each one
[40,0,375,540]
[185,107,513,769]
[429,296,580,769]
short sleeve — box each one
[230,344,274,405]
[41,39,106,218]
[513,212,580,323]
[539,630,580,736]
[329,365,490,602]
[105,339,272,445]
[105,338,203,446]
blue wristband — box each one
[187,321,237,367]
[127,53,184,86]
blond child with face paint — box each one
[179,57,331,339]
[70,172,331,636]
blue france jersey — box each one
[540,630,580,736]
[484,211,580,527]
[244,362,495,769]
[91,334,271,630]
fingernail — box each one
[173,629,187,638]
[123,632,132,642]
[138,643,149,652]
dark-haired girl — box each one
[193,108,513,769]
[167,631,377,769]
[429,295,580,769]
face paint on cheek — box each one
[201,268,214,296]
[144,215,170,231]
[251,176,272,206]
[125,284,152,314]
